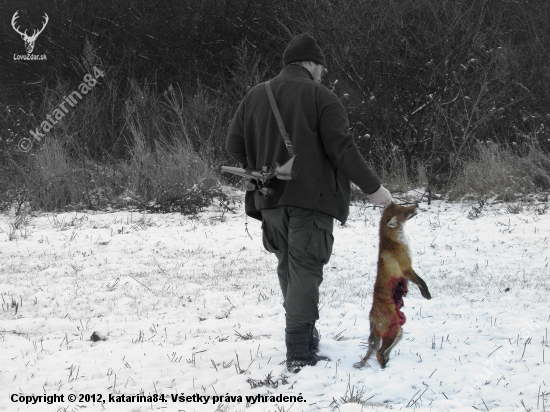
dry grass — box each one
[123,121,217,205]
[30,139,88,210]
[378,155,428,194]
[449,142,550,201]
[1,82,221,214]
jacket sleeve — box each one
[226,100,248,165]
[318,96,381,194]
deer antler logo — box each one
[11,11,49,54]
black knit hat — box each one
[283,33,326,67]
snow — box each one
[0,193,549,411]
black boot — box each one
[285,326,329,373]
[310,325,320,353]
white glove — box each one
[369,185,392,206]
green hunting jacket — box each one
[226,65,381,224]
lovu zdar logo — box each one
[11,11,49,54]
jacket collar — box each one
[279,65,314,81]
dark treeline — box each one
[1,0,550,211]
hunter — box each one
[226,33,392,372]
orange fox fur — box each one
[354,202,431,369]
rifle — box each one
[221,155,298,198]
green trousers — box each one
[261,206,334,328]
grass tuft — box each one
[247,371,288,389]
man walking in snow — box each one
[226,33,392,372]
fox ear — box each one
[387,216,398,228]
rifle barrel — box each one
[221,166,263,179]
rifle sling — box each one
[265,81,295,158]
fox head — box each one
[381,202,418,232]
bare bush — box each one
[277,0,549,190]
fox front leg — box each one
[405,269,431,300]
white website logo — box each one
[11,11,48,59]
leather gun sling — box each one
[264,81,295,158]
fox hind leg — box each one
[376,327,403,369]
[364,324,381,362]
[353,322,380,368]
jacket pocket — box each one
[306,213,334,265]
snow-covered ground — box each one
[1,191,549,411]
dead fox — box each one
[354,202,431,369]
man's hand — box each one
[369,185,392,206]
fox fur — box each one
[354,202,431,369]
